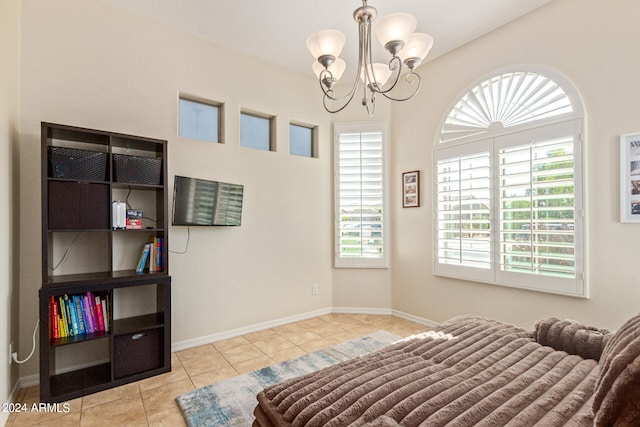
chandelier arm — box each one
[317,70,361,113]
[368,56,403,96]
[378,70,422,102]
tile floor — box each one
[6,313,427,427]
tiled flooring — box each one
[7,313,427,426]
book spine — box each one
[95,296,105,332]
[63,295,75,336]
[137,244,150,273]
[74,295,86,335]
[87,292,99,333]
[83,296,95,333]
[58,296,68,337]
[50,296,59,339]
[66,295,79,336]
[155,237,161,271]
[148,240,155,273]
[101,299,109,332]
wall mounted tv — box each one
[172,175,244,226]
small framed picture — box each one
[620,132,640,222]
[402,170,420,208]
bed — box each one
[253,313,640,426]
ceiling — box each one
[100,0,552,76]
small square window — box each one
[290,123,315,157]
[241,112,273,151]
[179,98,221,143]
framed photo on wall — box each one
[402,170,420,208]
[620,132,640,222]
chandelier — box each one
[306,0,433,115]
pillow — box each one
[591,313,640,426]
[533,317,610,361]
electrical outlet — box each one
[9,342,13,365]
[312,283,318,295]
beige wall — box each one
[0,0,21,410]
[331,95,394,310]
[391,0,640,330]
[18,0,334,379]
[14,0,640,388]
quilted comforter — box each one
[253,314,640,426]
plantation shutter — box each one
[434,141,493,282]
[335,123,387,268]
[495,120,583,294]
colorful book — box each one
[136,244,150,273]
[83,295,95,333]
[101,298,109,332]
[95,295,105,332]
[148,240,155,272]
[50,296,59,339]
[65,295,79,336]
[73,295,86,335]
[87,292,99,332]
[58,296,69,337]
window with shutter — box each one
[434,67,586,297]
[335,122,387,268]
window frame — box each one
[178,96,223,143]
[240,110,276,152]
[289,121,318,158]
[334,121,389,269]
[433,67,586,297]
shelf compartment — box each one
[112,312,165,336]
[48,362,111,401]
[50,330,109,347]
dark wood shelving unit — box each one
[39,122,171,403]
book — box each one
[101,298,109,332]
[83,295,95,333]
[58,296,68,337]
[95,295,105,331]
[50,296,59,339]
[65,295,79,336]
[73,295,86,335]
[87,292,99,332]
[148,240,155,272]
[136,244,150,273]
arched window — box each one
[433,67,586,297]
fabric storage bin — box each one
[114,328,163,378]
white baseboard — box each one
[392,309,440,328]
[16,373,38,389]
[1,377,23,426]
[171,307,333,352]
[332,307,393,315]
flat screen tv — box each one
[172,175,244,226]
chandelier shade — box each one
[360,63,392,87]
[313,58,347,81]
[399,33,434,68]
[373,13,417,51]
[307,0,433,115]
[305,29,346,60]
